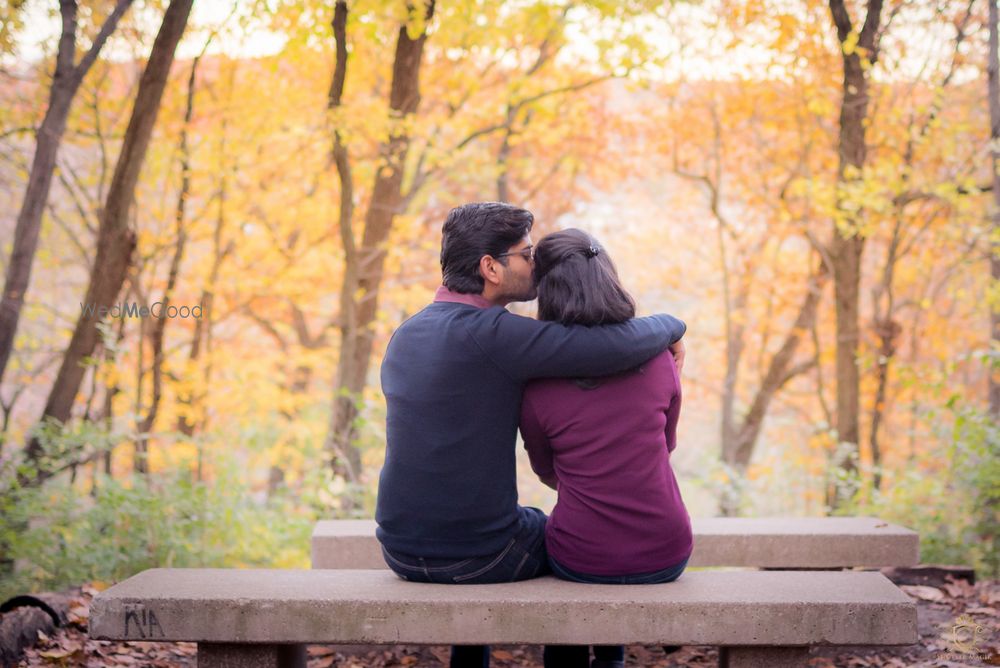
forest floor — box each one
[15,576,1000,667]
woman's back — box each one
[521,348,692,576]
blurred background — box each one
[0,0,996,598]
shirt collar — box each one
[433,285,494,309]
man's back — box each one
[377,301,524,559]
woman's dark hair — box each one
[440,202,534,294]
[533,228,636,326]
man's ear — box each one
[479,254,502,287]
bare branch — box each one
[779,358,819,390]
[515,74,613,110]
[892,182,991,207]
[828,0,854,43]
[859,0,885,53]
[453,122,509,152]
[71,0,134,86]
[524,2,572,77]
[241,304,287,351]
[0,126,36,141]
[46,203,91,266]
[55,162,98,236]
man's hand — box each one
[669,339,685,374]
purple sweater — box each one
[520,349,693,575]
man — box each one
[376,202,686,668]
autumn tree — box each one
[323,0,435,481]
[0,0,133,387]
[24,0,194,483]
[822,0,886,508]
[655,74,829,514]
[134,26,229,474]
[863,0,981,488]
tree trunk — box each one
[827,0,884,510]
[326,0,359,481]
[135,50,199,473]
[97,316,127,481]
[830,230,863,481]
[989,0,1000,419]
[496,105,516,202]
[720,263,828,516]
[176,109,232,441]
[326,1,435,482]
[869,227,901,492]
[718,245,747,468]
[0,0,133,387]
[24,0,194,483]
[869,312,899,490]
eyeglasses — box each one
[496,245,534,262]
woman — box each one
[520,228,693,668]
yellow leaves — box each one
[99,359,121,389]
[987,279,1000,314]
[841,30,859,56]
[270,546,309,569]
[135,228,161,251]
[746,461,773,481]
[771,14,799,52]
[808,430,835,454]
[806,96,834,117]
[166,440,200,470]
[784,177,810,200]
[734,0,767,27]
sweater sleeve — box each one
[664,354,682,453]
[470,310,686,382]
[520,390,555,481]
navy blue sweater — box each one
[375,294,686,559]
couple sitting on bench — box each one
[376,202,691,668]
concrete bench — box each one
[311,517,920,569]
[89,568,917,668]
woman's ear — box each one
[479,254,502,287]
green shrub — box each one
[845,401,999,578]
[0,419,355,599]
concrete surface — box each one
[90,569,917,646]
[311,517,920,569]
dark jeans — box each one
[548,555,689,585]
[381,507,550,668]
[543,555,690,668]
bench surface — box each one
[311,517,920,569]
[90,568,917,646]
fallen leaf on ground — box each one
[966,606,998,615]
[942,577,977,599]
[37,647,83,660]
[428,646,451,663]
[900,585,945,601]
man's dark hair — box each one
[441,202,534,294]
[534,228,636,326]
